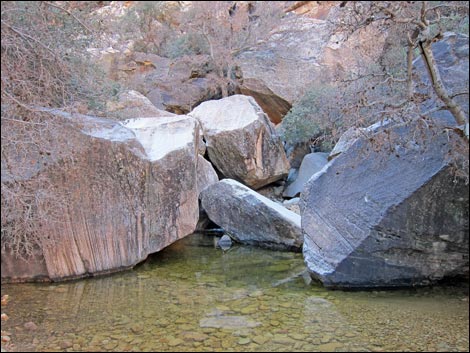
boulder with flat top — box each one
[189,95,290,189]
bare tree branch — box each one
[42,1,93,34]
[419,39,468,127]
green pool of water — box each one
[1,233,469,352]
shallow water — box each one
[1,233,469,352]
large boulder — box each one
[283,152,328,198]
[189,95,290,189]
[1,112,200,282]
[201,179,302,251]
[104,51,227,115]
[301,121,469,288]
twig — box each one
[42,1,94,34]
[1,20,56,56]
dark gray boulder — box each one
[301,122,469,288]
[201,179,302,251]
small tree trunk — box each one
[406,40,414,100]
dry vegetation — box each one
[1,1,116,257]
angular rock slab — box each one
[195,155,219,230]
[1,113,200,282]
[196,155,219,196]
[189,95,290,189]
[283,152,328,198]
[201,179,302,251]
[301,122,469,288]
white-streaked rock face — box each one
[201,179,302,251]
[189,95,290,189]
[1,112,200,282]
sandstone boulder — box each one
[239,7,386,105]
[1,112,200,282]
[189,95,290,189]
[283,152,328,198]
[239,78,292,124]
[196,156,219,195]
[301,121,469,288]
[201,179,302,251]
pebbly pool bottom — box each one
[1,233,468,352]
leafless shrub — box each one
[1,1,117,258]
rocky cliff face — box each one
[1,112,201,282]
[239,3,386,105]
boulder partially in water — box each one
[301,121,469,288]
[1,112,200,282]
[201,179,302,251]
[189,95,290,189]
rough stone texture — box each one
[102,51,226,115]
[285,141,312,169]
[189,95,290,189]
[1,247,49,282]
[328,127,362,161]
[195,155,218,231]
[328,120,392,161]
[1,113,200,282]
[283,152,328,198]
[239,78,292,124]
[283,197,301,215]
[106,90,177,120]
[413,32,469,125]
[285,1,336,19]
[238,15,330,103]
[239,6,386,104]
[196,155,219,195]
[201,179,302,251]
[301,121,469,289]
